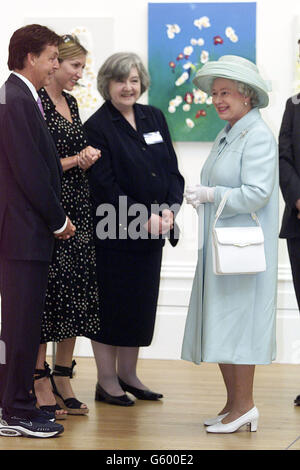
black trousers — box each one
[0,258,49,417]
[287,238,300,310]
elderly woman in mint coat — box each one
[182,55,278,434]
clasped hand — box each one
[144,209,174,235]
[184,184,215,208]
[78,146,101,170]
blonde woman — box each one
[33,35,101,419]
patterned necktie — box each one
[37,96,45,118]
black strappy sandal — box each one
[33,362,67,420]
[50,360,89,415]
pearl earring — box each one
[244,102,248,106]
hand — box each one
[144,214,171,235]
[55,217,76,240]
[161,209,174,231]
[78,146,101,170]
[184,184,215,208]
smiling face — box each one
[30,44,59,89]
[211,78,251,127]
[53,54,86,91]
[108,66,141,112]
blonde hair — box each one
[58,34,87,62]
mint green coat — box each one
[181,108,279,364]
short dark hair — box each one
[8,24,61,71]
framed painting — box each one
[148,2,257,141]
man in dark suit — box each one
[0,24,75,438]
[279,94,300,406]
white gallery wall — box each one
[0,0,300,363]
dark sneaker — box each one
[35,408,56,422]
[0,415,64,438]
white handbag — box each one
[212,190,266,275]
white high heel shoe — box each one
[203,413,229,426]
[206,406,259,433]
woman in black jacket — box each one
[84,52,184,406]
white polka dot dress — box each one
[39,88,100,342]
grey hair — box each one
[235,81,259,107]
[210,78,259,107]
[97,52,150,100]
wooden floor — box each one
[1,357,300,450]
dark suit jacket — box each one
[83,101,184,250]
[0,74,66,261]
[279,94,300,238]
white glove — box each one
[184,184,215,208]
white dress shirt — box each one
[12,71,67,234]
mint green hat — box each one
[193,55,270,108]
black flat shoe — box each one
[118,377,163,401]
[95,382,134,406]
[294,395,300,406]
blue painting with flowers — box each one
[148,2,256,141]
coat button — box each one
[151,172,157,177]
[142,146,147,151]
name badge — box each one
[143,131,164,145]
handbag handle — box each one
[213,189,261,229]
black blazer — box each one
[279,94,300,238]
[83,101,184,251]
[0,74,66,261]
